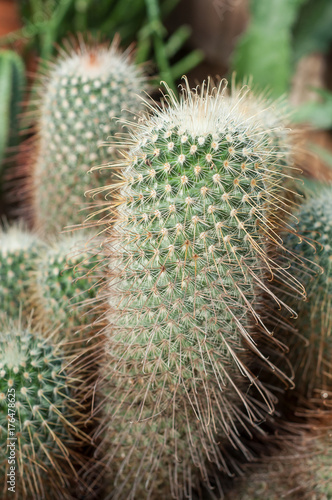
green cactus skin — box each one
[28,233,98,335]
[30,37,147,235]
[93,79,302,498]
[0,320,87,500]
[0,224,42,320]
[283,186,332,404]
[226,432,332,500]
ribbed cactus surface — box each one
[31,38,146,234]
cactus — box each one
[92,78,303,498]
[0,319,87,499]
[283,185,332,403]
[0,224,43,320]
[226,431,332,500]
[28,233,98,335]
[28,36,147,235]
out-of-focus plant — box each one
[0,0,203,91]
[0,50,25,191]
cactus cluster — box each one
[0,320,85,499]
[30,37,146,234]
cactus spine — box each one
[30,37,147,234]
[93,79,301,498]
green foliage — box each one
[1,0,202,90]
[0,50,26,184]
[0,321,83,499]
[233,0,306,96]
[293,0,332,61]
[293,88,332,129]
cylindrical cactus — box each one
[27,36,147,235]
[283,185,332,404]
[0,224,42,320]
[92,78,302,498]
[0,319,88,499]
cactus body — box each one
[29,233,98,334]
[284,186,332,402]
[31,38,146,234]
[0,321,85,499]
[94,80,300,498]
[226,433,332,500]
[0,225,42,319]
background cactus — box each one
[225,430,332,500]
[283,185,332,404]
[0,319,88,499]
[27,36,147,235]
[0,224,42,320]
[28,233,98,336]
[91,78,305,498]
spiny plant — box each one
[0,223,43,320]
[225,430,332,500]
[90,78,306,498]
[27,35,147,235]
[28,232,99,337]
[283,185,332,405]
[0,318,89,500]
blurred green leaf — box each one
[293,0,332,61]
[293,88,332,129]
[0,51,26,177]
[233,0,307,96]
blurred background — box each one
[1,0,332,217]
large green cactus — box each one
[29,37,147,235]
[283,185,332,403]
[93,79,303,498]
[0,319,87,499]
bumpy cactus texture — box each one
[29,233,98,334]
[226,432,332,500]
[284,186,332,402]
[0,321,84,499]
[93,79,302,498]
[0,224,42,319]
[31,37,146,234]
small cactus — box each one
[28,233,98,335]
[93,78,302,497]
[28,36,147,234]
[283,185,332,403]
[0,224,42,320]
[0,319,87,499]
